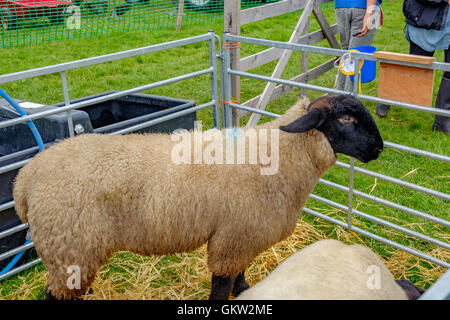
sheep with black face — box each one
[279,94,383,163]
[13,94,383,300]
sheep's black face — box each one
[280,95,383,163]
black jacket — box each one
[403,0,449,30]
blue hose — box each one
[0,88,46,276]
[0,240,31,276]
[0,88,45,152]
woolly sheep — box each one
[236,239,409,300]
[13,94,383,300]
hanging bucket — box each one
[349,45,377,83]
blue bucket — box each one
[349,45,377,83]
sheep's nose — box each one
[377,147,383,154]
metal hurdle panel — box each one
[222,32,450,273]
[0,30,221,280]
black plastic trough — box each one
[0,92,196,270]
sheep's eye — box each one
[338,115,355,124]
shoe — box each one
[376,104,390,118]
[432,76,450,135]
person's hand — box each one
[357,9,374,37]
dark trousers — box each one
[409,41,450,79]
[408,41,450,132]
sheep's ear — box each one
[279,109,327,133]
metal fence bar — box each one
[335,161,450,201]
[303,207,450,268]
[0,201,15,213]
[346,57,360,230]
[318,178,450,228]
[420,270,450,300]
[0,68,214,130]
[228,102,282,119]
[0,242,35,262]
[222,98,450,229]
[227,69,450,117]
[0,34,214,85]
[0,159,31,176]
[225,34,450,72]
[111,102,215,135]
[0,258,41,281]
[309,194,450,250]
[0,32,222,279]
[358,93,450,117]
[208,30,221,129]
[219,33,450,300]
[383,141,450,163]
[347,158,355,230]
[60,71,74,138]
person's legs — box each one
[335,8,352,91]
[432,46,450,134]
[343,8,376,92]
[444,47,450,78]
[376,41,435,117]
[336,8,377,92]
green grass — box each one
[0,0,449,299]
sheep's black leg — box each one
[231,271,250,297]
[44,286,92,300]
[209,275,233,300]
[45,289,58,300]
[395,280,424,300]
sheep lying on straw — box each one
[237,239,414,300]
[13,94,383,300]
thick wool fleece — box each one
[236,239,408,300]
[13,98,337,299]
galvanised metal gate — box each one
[221,32,450,269]
[220,32,450,298]
[0,30,221,280]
